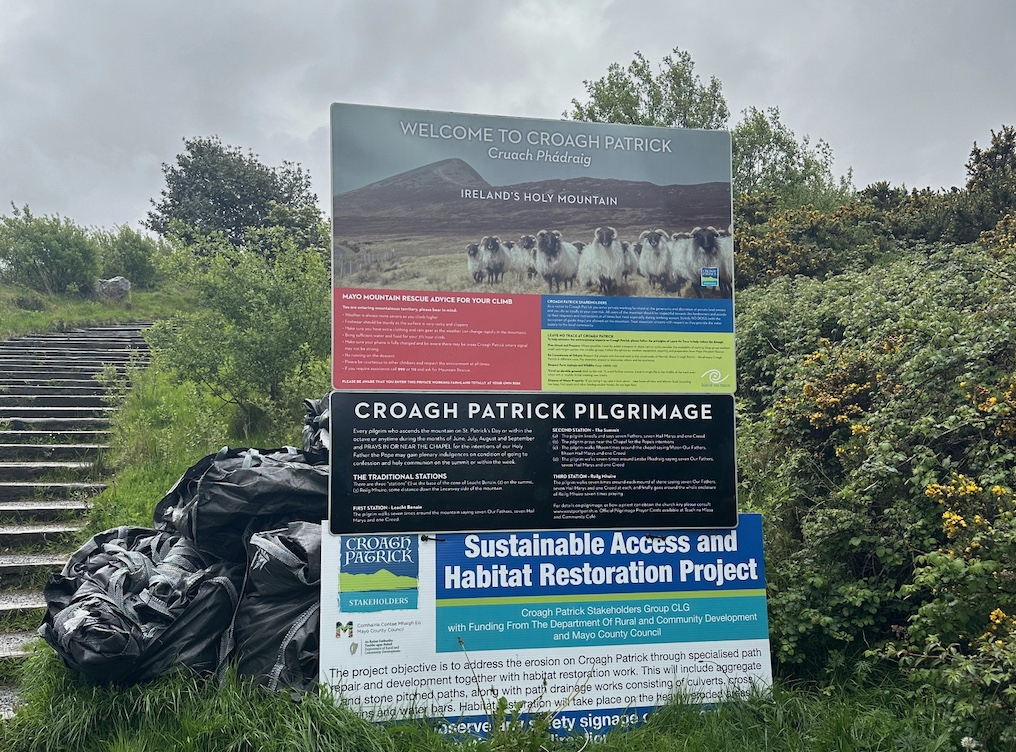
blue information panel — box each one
[319,515,772,739]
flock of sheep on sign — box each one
[465,225,733,297]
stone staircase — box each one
[0,324,149,716]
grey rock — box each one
[95,276,132,301]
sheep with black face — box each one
[478,235,508,284]
[579,226,625,295]
[465,242,484,284]
[637,229,675,290]
[672,226,733,297]
[533,229,579,293]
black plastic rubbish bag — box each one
[38,526,241,685]
[231,521,321,695]
[153,446,328,562]
[302,394,331,461]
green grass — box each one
[86,364,232,532]
[0,607,45,636]
[1,647,957,751]
[2,648,396,752]
[0,284,196,340]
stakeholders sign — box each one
[320,515,772,736]
[330,102,734,394]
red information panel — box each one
[334,289,542,390]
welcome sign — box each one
[329,102,735,394]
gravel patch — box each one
[0,684,18,719]
[0,630,35,659]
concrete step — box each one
[0,444,108,461]
[0,521,85,549]
[0,368,112,381]
[0,348,143,359]
[0,379,111,391]
[0,631,36,661]
[0,346,146,358]
[0,430,111,445]
[4,332,148,345]
[0,360,119,372]
[0,383,108,394]
[0,499,89,522]
[0,552,67,588]
[0,482,104,502]
[0,351,135,361]
[0,462,96,482]
[0,406,114,419]
[0,592,46,664]
[0,345,144,357]
[0,589,46,617]
[0,359,145,373]
[0,341,147,352]
[0,351,137,359]
[0,417,111,431]
[0,394,108,408]
[9,329,148,340]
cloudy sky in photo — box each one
[1,0,1012,230]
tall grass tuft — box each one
[89,360,230,531]
[2,648,395,752]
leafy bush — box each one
[732,106,855,212]
[567,47,730,130]
[871,186,995,245]
[966,124,1016,228]
[94,225,166,289]
[733,201,884,289]
[871,227,1016,745]
[736,235,1016,744]
[852,126,1016,247]
[737,240,1016,655]
[147,226,330,439]
[0,205,101,294]
[146,136,319,247]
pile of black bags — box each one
[38,396,331,692]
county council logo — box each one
[336,620,354,638]
[701,368,730,385]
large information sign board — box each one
[319,515,772,737]
[330,102,734,394]
[324,103,762,737]
[331,391,736,533]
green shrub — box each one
[0,205,101,294]
[738,242,1016,655]
[733,201,884,289]
[147,227,330,440]
[91,360,229,531]
[94,225,166,289]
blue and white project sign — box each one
[320,514,772,737]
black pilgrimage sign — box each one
[330,391,736,533]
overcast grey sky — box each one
[2,0,1012,230]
